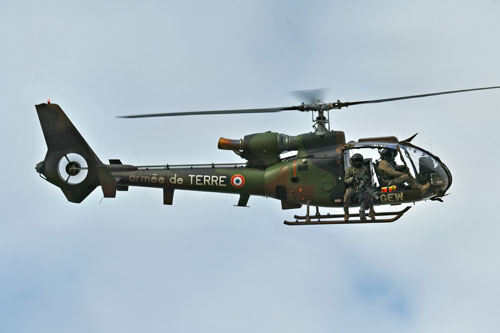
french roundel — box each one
[230,174,245,188]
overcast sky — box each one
[2,1,500,332]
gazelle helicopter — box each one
[35,86,500,224]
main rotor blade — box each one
[118,85,500,119]
[118,105,301,118]
[338,85,500,108]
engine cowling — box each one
[218,132,298,167]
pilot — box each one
[344,153,376,222]
[378,148,430,193]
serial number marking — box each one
[380,192,404,203]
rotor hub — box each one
[65,161,81,176]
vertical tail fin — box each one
[35,103,104,203]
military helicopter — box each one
[35,86,500,224]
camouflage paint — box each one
[35,103,452,209]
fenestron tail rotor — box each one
[118,85,500,134]
[57,153,89,185]
[36,103,104,203]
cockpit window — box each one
[400,144,449,190]
[345,142,451,197]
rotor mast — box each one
[304,101,331,136]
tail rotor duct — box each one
[57,153,88,185]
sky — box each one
[1,0,500,332]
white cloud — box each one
[2,0,500,332]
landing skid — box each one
[284,206,411,225]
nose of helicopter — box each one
[399,143,452,200]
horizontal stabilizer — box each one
[97,165,117,198]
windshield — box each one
[399,144,450,192]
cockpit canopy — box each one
[343,141,451,199]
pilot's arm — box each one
[378,160,404,177]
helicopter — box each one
[35,86,500,224]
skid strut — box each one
[284,206,411,225]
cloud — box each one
[2,0,500,332]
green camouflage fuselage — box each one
[106,130,347,208]
[35,103,452,209]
